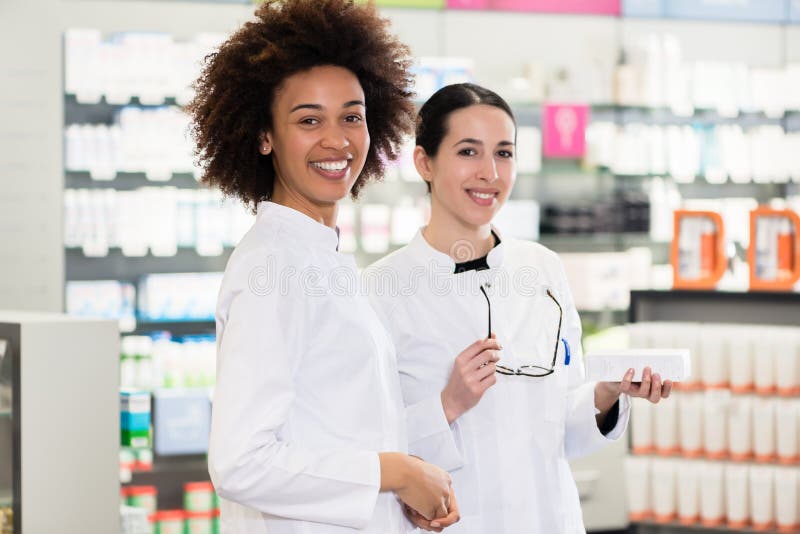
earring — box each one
[260,145,271,155]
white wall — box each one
[0,0,63,311]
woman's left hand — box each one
[600,366,673,404]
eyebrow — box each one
[289,100,365,114]
[452,138,515,147]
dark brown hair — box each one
[187,0,416,210]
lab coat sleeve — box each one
[405,395,466,472]
[364,282,466,473]
[208,247,381,528]
[556,259,631,459]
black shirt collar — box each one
[453,231,501,274]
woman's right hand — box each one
[441,336,502,424]
[404,483,460,532]
[379,453,456,522]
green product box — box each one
[121,428,150,448]
[156,517,183,534]
[183,482,214,512]
[185,514,213,534]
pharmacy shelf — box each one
[613,107,786,127]
[672,181,795,202]
[125,454,210,510]
[632,519,780,534]
[627,292,800,534]
[65,92,799,126]
[65,171,203,190]
[65,93,181,123]
[539,234,670,260]
[631,452,797,467]
[65,247,232,282]
[628,290,800,326]
[132,319,216,337]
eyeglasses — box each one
[478,284,563,377]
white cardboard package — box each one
[585,349,691,382]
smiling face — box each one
[263,65,369,218]
[416,104,516,232]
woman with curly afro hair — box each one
[188,1,459,533]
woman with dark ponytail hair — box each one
[366,83,671,533]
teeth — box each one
[470,191,495,200]
[312,160,348,171]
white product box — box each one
[585,349,691,382]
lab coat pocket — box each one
[545,362,569,423]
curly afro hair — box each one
[187,0,416,211]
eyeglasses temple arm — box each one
[479,284,492,340]
[547,289,563,367]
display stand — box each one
[627,290,800,534]
[0,311,119,534]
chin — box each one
[462,214,495,230]
[316,181,354,203]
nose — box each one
[479,155,499,183]
[320,123,350,151]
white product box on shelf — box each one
[585,348,691,382]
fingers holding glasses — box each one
[442,339,503,424]
[456,338,502,365]
[476,349,500,370]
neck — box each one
[424,206,494,262]
[271,179,338,228]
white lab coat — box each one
[209,202,413,534]
[365,229,630,534]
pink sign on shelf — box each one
[447,0,490,8]
[542,104,589,159]
[447,0,620,14]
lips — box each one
[466,188,499,207]
[310,158,351,180]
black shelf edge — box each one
[65,247,232,283]
[631,519,780,534]
[132,320,216,337]
[65,93,182,125]
[629,289,800,325]
[65,171,204,190]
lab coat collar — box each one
[256,201,340,251]
[408,227,506,272]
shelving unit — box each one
[127,455,210,510]
[65,248,232,282]
[629,289,800,325]
[633,521,775,534]
[65,171,202,191]
[627,290,800,534]
[0,312,119,533]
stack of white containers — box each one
[625,322,800,532]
